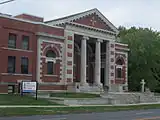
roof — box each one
[45,8,119,34]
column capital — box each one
[82,36,89,40]
[96,39,103,43]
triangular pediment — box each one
[45,8,119,34]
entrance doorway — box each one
[101,68,105,85]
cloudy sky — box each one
[0,0,159,30]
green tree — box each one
[118,26,160,92]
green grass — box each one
[50,92,100,98]
[0,94,60,105]
[1,104,160,116]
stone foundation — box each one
[101,92,158,104]
[67,82,103,93]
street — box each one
[0,109,160,120]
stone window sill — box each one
[2,47,33,52]
[1,73,32,76]
[115,78,124,80]
[44,74,58,77]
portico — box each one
[79,35,103,86]
[65,21,117,91]
[46,8,129,92]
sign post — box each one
[21,81,38,100]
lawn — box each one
[0,94,61,105]
[50,92,100,98]
[1,104,160,116]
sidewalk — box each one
[0,102,160,108]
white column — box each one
[105,42,109,87]
[94,39,103,86]
[80,36,89,85]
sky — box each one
[0,0,159,31]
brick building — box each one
[0,8,129,93]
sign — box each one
[22,81,37,93]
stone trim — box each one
[2,47,33,52]
[37,37,63,83]
[108,42,115,84]
[63,30,74,84]
[65,24,116,42]
[36,32,65,40]
[115,47,130,51]
[36,38,42,83]
[59,45,63,81]
[43,44,61,57]
[1,73,32,76]
[115,51,128,85]
[67,22,116,35]
[115,43,128,46]
[44,75,58,77]
[39,39,64,45]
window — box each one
[116,58,124,78]
[21,57,29,74]
[46,50,56,75]
[8,33,16,48]
[7,56,16,73]
[47,61,54,74]
[116,68,122,78]
[46,50,56,58]
[22,36,29,50]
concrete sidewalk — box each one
[0,102,160,108]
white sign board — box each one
[22,82,37,93]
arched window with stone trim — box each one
[46,50,57,75]
[46,50,56,58]
[115,57,124,78]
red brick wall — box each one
[38,85,66,90]
[0,16,64,85]
[0,26,36,83]
[0,84,8,93]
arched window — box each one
[116,58,124,78]
[46,50,56,58]
[46,50,56,75]
[116,59,123,65]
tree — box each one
[118,26,160,92]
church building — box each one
[0,8,129,93]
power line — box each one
[0,0,15,5]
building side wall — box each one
[0,16,65,93]
[115,43,129,86]
[63,30,74,84]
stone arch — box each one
[43,44,61,57]
[115,55,125,79]
[116,55,125,65]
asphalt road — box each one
[0,109,160,120]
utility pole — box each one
[0,0,15,5]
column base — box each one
[93,82,103,87]
[80,82,89,86]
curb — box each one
[0,102,160,108]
